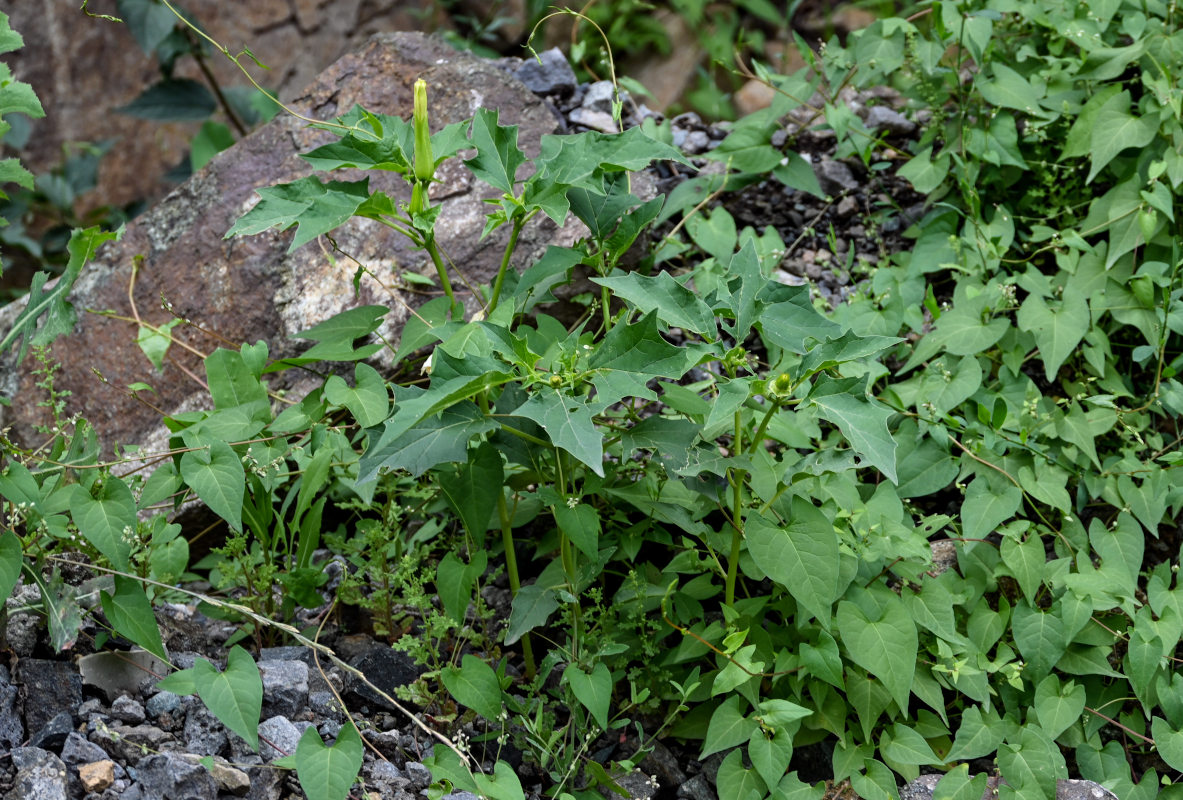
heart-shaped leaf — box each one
[564,662,612,730]
[295,721,363,800]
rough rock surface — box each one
[4,0,451,212]
[901,774,1120,800]
[5,747,70,800]
[135,752,218,800]
[15,659,81,738]
[0,32,562,453]
[0,667,23,752]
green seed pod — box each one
[413,79,433,183]
[770,373,793,398]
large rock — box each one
[15,658,82,738]
[4,747,70,800]
[0,32,563,453]
[4,0,451,213]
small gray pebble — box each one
[814,159,859,194]
[582,80,616,112]
[145,691,181,718]
[258,716,301,762]
[865,104,916,137]
[682,131,710,154]
[61,732,107,765]
[837,196,859,218]
[514,47,577,96]
[404,761,433,791]
[568,107,618,134]
[110,695,146,724]
[308,691,345,721]
[77,699,105,717]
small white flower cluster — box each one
[241,450,285,477]
[120,524,140,546]
[453,730,470,754]
[5,501,30,529]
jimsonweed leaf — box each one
[537,126,690,190]
[269,305,387,370]
[745,498,840,627]
[806,376,898,482]
[225,176,379,252]
[437,442,503,545]
[835,596,917,711]
[465,108,527,195]
[0,226,122,360]
[512,392,604,477]
[591,271,716,336]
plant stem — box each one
[487,216,525,315]
[497,423,552,448]
[555,451,583,658]
[188,30,248,137]
[725,403,746,608]
[498,489,535,677]
[372,215,418,242]
[725,471,744,608]
[423,234,456,309]
[600,283,612,333]
[480,389,534,677]
[747,399,781,456]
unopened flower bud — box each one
[413,79,433,183]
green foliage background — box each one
[3,2,1183,800]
